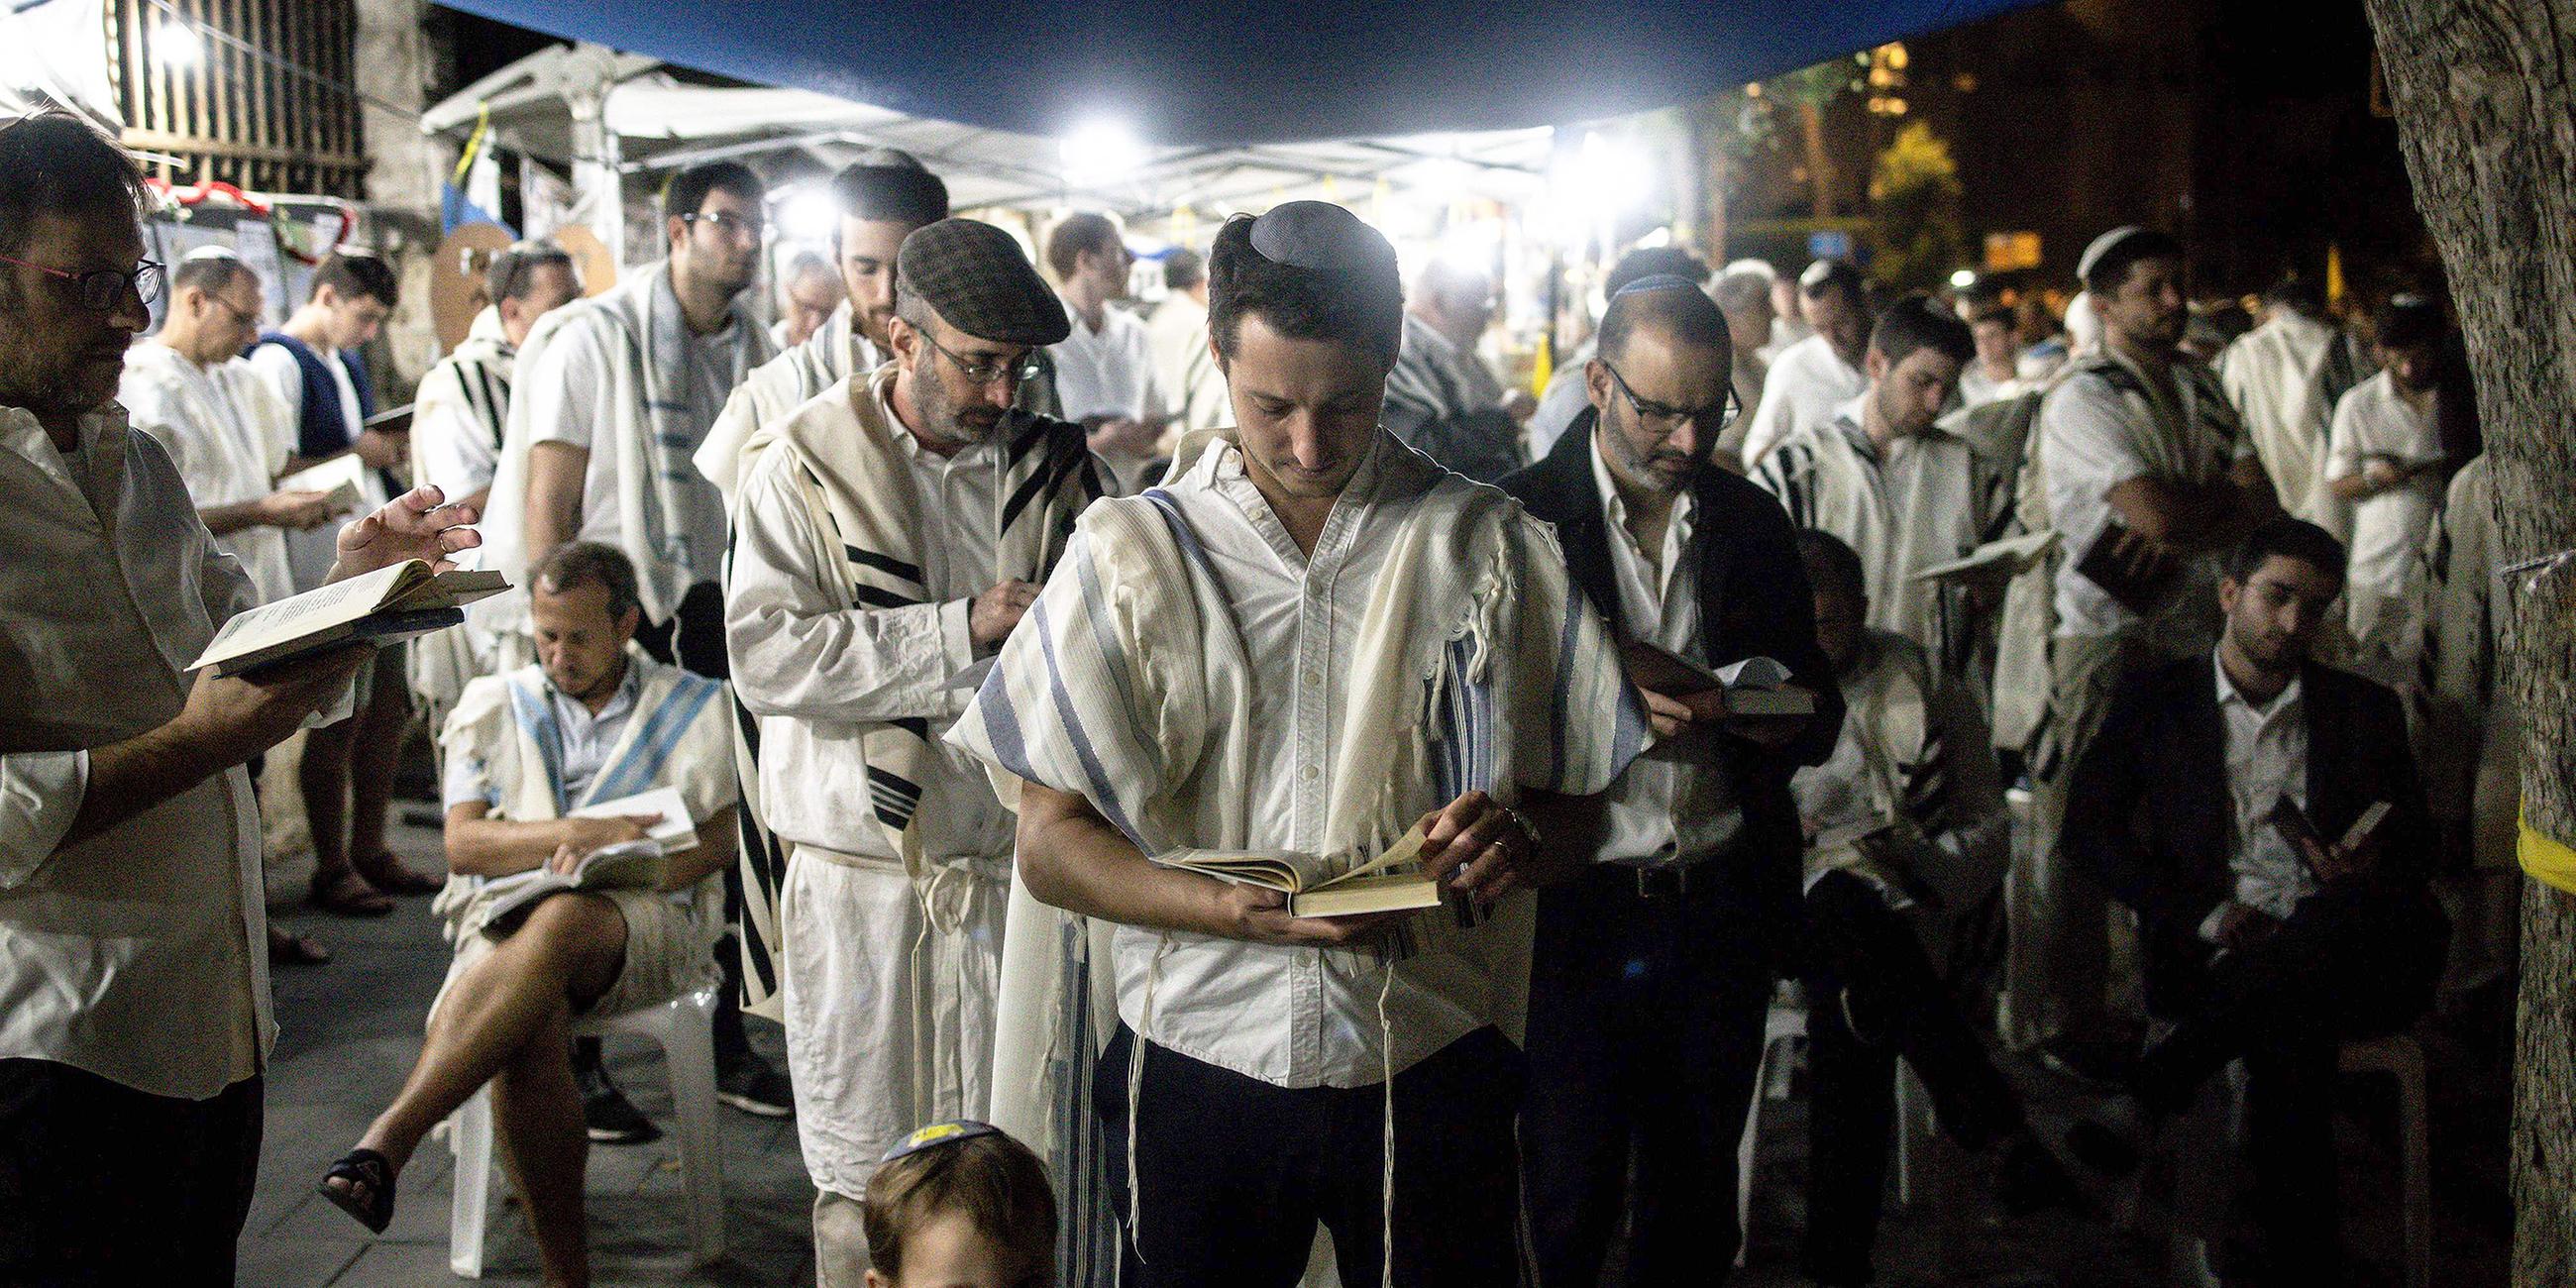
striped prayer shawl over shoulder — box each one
[728,365,1104,1015]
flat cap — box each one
[897,218,1069,346]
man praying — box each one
[948,201,1644,1285]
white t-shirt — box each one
[2041,358,2252,638]
[248,340,382,590]
[517,316,743,590]
[2324,371,2443,599]
[1049,301,1167,426]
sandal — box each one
[267,925,333,966]
[310,868,394,917]
[353,851,443,896]
[318,1147,396,1234]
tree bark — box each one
[2361,2,2576,1280]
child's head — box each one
[863,1122,1056,1288]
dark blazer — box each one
[2066,653,2438,1017]
[1499,409,1845,928]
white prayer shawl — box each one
[477,262,774,633]
[946,423,1643,1142]
[432,653,736,938]
[1807,631,2009,918]
[2419,456,2518,864]
[117,343,297,605]
[1739,332,1867,468]
[2219,310,2358,539]
[1753,405,2013,677]
[697,302,873,504]
[727,364,1104,1016]
[412,307,515,480]
[408,308,517,710]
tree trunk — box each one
[2361,2,2576,1280]
[1798,99,1837,220]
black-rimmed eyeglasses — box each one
[0,255,163,312]
[1601,360,1739,436]
[918,327,1043,388]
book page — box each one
[573,786,697,853]
[1910,530,2060,583]
[1319,821,1433,888]
[189,560,422,672]
[274,453,368,512]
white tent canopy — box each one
[422,43,1556,225]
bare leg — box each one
[340,894,628,1175]
[300,714,356,879]
[494,1000,593,1288]
[345,663,409,866]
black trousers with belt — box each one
[0,1060,262,1285]
[1521,863,1779,1285]
[1094,1023,1526,1287]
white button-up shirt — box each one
[1093,437,1519,1087]
[1588,428,1711,867]
[120,342,297,604]
[1048,301,1166,427]
[0,404,273,1098]
[2212,653,2316,927]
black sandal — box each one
[318,1147,396,1234]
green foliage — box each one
[1867,121,1967,292]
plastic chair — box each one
[447,987,728,1278]
[2338,1034,2430,1288]
[2120,1035,2430,1288]
[1736,1002,1808,1267]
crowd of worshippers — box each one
[0,104,2501,1288]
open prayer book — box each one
[476,839,672,937]
[1620,644,1817,716]
[1151,822,1440,917]
[569,786,699,855]
[272,453,370,514]
[189,559,509,676]
[2266,796,2394,875]
[1909,530,2061,584]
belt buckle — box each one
[1634,865,1690,900]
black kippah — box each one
[1248,200,1400,284]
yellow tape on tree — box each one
[2519,805,2576,896]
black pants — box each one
[1094,1023,1525,1287]
[636,579,755,1066]
[0,1061,262,1286]
[1521,865,1777,1285]
[1798,870,2025,1284]
[2138,881,2445,1273]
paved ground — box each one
[238,804,2512,1286]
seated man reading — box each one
[318,542,740,1288]
[2067,518,2445,1279]
[1789,530,2082,1287]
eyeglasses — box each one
[0,254,163,312]
[205,290,261,326]
[681,210,766,243]
[1601,360,1739,437]
[917,327,1043,388]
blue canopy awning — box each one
[435,0,2046,147]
